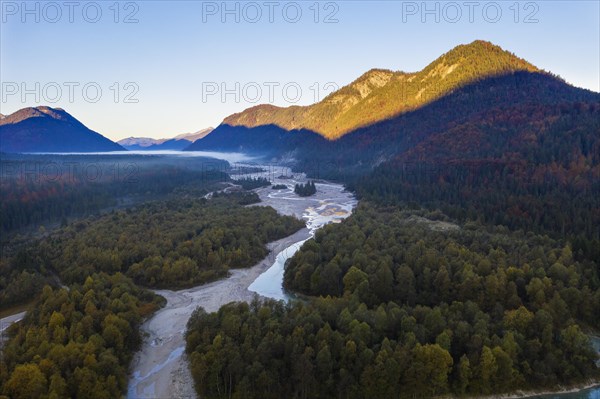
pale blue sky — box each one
[1,1,599,140]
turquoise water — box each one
[593,336,600,366]
[247,178,357,301]
[529,387,599,399]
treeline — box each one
[0,273,164,399]
[233,177,271,190]
[186,296,597,399]
[294,181,316,197]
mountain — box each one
[0,106,124,153]
[186,41,599,179]
[173,128,214,142]
[222,40,540,139]
[309,71,599,173]
[130,138,192,150]
[189,72,599,174]
[119,128,213,150]
[185,123,325,155]
[118,137,162,148]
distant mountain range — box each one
[3,40,598,166]
[0,107,124,153]
[0,107,213,153]
[118,128,213,151]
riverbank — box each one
[475,380,600,399]
[0,311,27,350]
[127,227,310,399]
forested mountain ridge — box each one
[293,73,600,177]
[0,106,125,153]
[350,100,600,248]
[220,40,540,139]
[188,71,599,182]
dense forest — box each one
[0,255,49,309]
[0,155,237,311]
[284,205,599,329]
[186,297,597,399]
[353,160,600,264]
[294,181,317,197]
[1,193,304,308]
[187,205,600,398]
[1,273,164,399]
[41,195,303,289]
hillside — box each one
[222,40,540,139]
[305,72,599,173]
[0,106,124,153]
[188,71,599,174]
[185,123,326,155]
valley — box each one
[1,36,599,399]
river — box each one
[248,176,357,300]
[127,165,357,398]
